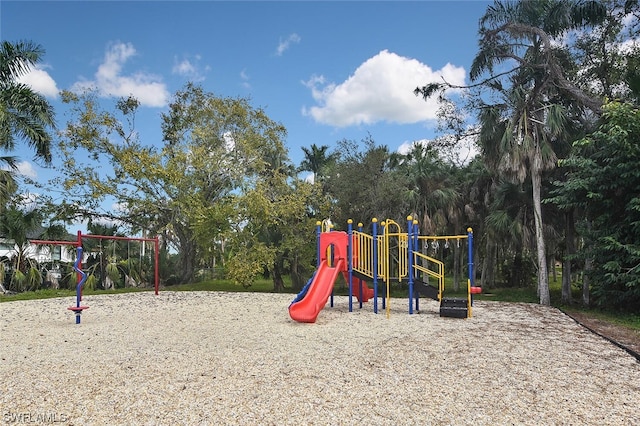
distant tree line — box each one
[1,0,639,313]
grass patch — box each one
[0,286,152,303]
[0,289,77,302]
[562,306,640,332]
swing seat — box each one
[67,306,90,313]
[469,286,482,294]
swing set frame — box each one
[31,230,160,295]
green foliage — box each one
[324,135,408,226]
[105,263,120,286]
[552,101,640,311]
[228,167,328,291]
[0,40,55,171]
[84,274,98,291]
[54,83,290,285]
[226,243,274,289]
[298,143,338,183]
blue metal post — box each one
[316,221,321,268]
[372,218,378,314]
[380,220,386,311]
[413,220,420,313]
[347,219,353,312]
[407,216,414,314]
[72,247,87,324]
[468,227,474,305]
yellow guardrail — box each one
[412,251,445,300]
[352,230,374,278]
[383,219,408,282]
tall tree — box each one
[298,144,338,184]
[0,40,56,206]
[399,142,461,236]
[551,101,640,311]
[54,84,288,284]
[473,1,610,305]
[417,0,608,305]
[324,135,408,227]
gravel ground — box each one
[1,291,639,425]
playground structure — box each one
[289,217,482,323]
[30,231,160,324]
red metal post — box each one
[154,236,160,295]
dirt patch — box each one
[563,310,640,360]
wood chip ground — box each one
[1,292,638,425]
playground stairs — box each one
[412,279,440,301]
[439,298,468,318]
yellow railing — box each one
[412,251,445,300]
[383,219,408,282]
[352,230,374,278]
[377,235,386,279]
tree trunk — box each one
[481,237,496,289]
[179,244,196,284]
[531,164,550,305]
[583,257,591,307]
[174,223,197,284]
[562,209,575,305]
[582,220,592,307]
[289,254,306,292]
[272,257,285,292]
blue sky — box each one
[3,0,490,225]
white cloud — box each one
[17,65,59,99]
[397,132,479,166]
[71,42,169,107]
[0,161,37,179]
[303,172,314,184]
[172,54,208,82]
[240,68,251,89]
[302,50,467,127]
[18,192,39,212]
[276,33,301,56]
[17,161,37,179]
[173,59,196,76]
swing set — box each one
[30,231,160,324]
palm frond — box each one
[0,40,45,82]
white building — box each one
[0,238,77,264]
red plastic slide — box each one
[288,259,345,323]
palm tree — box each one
[298,144,338,183]
[0,205,43,291]
[469,0,607,305]
[400,142,461,236]
[0,158,18,211]
[0,40,55,159]
[0,40,56,206]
